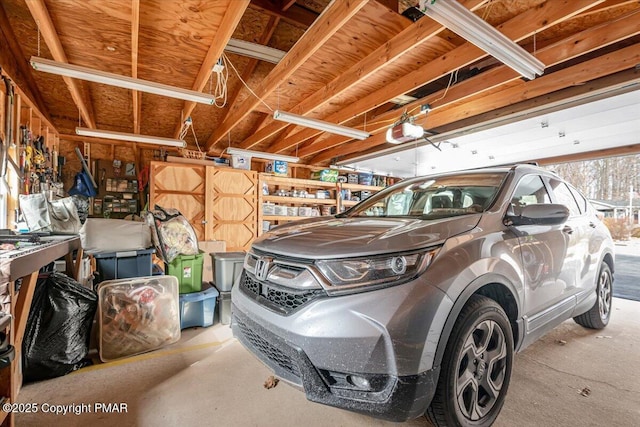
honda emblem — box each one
[255,257,272,281]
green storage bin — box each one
[167,251,204,294]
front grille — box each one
[235,317,301,379]
[252,248,315,266]
[240,271,325,315]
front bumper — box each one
[232,307,440,421]
[231,271,452,421]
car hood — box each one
[253,215,482,259]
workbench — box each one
[0,236,83,426]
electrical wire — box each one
[223,52,274,112]
[212,56,229,108]
[191,124,202,153]
[431,69,459,105]
[179,117,192,140]
[482,0,495,21]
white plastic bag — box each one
[49,197,81,234]
[19,194,81,234]
[19,193,51,232]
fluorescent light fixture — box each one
[224,39,286,64]
[75,127,186,148]
[226,147,299,163]
[31,56,216,104]
[418,0,545,80]
[273,110,370,140]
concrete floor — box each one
[14,296,640,426]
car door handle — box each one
[562,226,573,234]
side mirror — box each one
[504,203,569,226]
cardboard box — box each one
[265,160,288,176]
[231,154,251,170]
[311,169,339,182]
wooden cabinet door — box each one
[149,162,206,240]
[206,167,258,251]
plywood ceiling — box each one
[1,0,639,167]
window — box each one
[567,184,588,214]
[511,175,551,215]
[548,179,581,217]
[345,173,506,219]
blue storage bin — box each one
[93,248,155,284]
[179,283,219,329]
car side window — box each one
[567,184,588,214]
[511,175,551,215]
[548,179,581,217]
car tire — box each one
[573,262,613,329]
[426,295,513,427]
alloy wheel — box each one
[598,268,612,321]
[455,319,508,421]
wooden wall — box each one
[0,71,59,228]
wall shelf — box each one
[263,215,309,221]
[340,183,384,192]
[262,195,336,205]
[258,173,388,235]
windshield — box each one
[342,172,507,219]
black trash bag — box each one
[23,272,97,382]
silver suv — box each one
[231,164,614,426]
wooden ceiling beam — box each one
[425,45,640,130]
[536,144,640,165]
[280,0,298,12]
[0,2,52,126]
[311,42,640,165]
[430,68,640,137]
[374,0,398,12]
[172,1,249,139]
[573,0,638,18]
[131,0,141,134]
[222,15,280,123]
[250,0,317,28]
[282,0,604,155]
[205,0,369,152]
[25,0,96,129]
[240,0,488,151]
[302,6,640,160]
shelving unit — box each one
[338,181,385,212]
[259,173,385,234]
[262,195,336,205]
[91,160,140,217]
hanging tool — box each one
[1,72,13,182]
[74,146,98,189]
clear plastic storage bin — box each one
[98,276,180,362]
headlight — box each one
[315,248,439,294]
